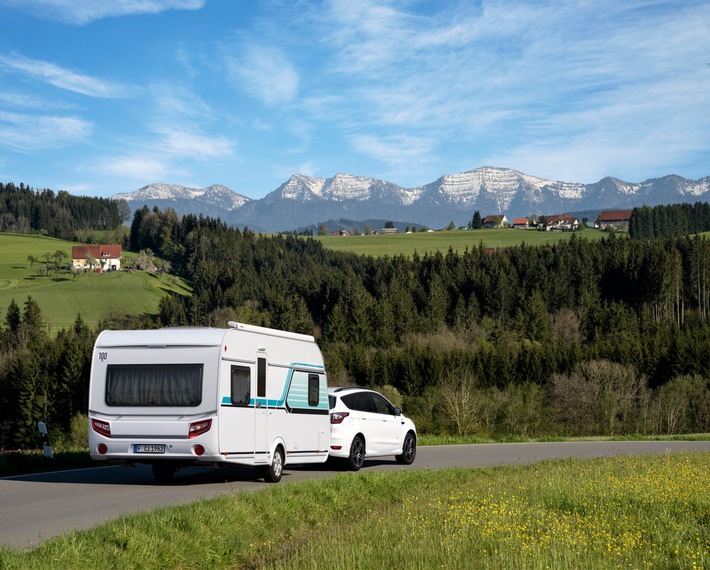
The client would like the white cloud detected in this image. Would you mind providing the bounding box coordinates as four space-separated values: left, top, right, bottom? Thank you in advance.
0 0 205 25
350 134 435 168
0 53 135 98
161 129 234 160
226 45 299 105
97 155 175 182
0 111 92 151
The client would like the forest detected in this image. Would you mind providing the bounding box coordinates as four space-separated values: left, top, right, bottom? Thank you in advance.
1 191 710 449
0 182 127 241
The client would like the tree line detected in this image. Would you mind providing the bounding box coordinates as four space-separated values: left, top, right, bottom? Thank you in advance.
630 202 710 239
1 199 710 449
0 182 127 241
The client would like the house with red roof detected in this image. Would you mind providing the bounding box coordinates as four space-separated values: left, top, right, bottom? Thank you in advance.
483 214 509 228
595 210 633 231
71 245 122 272
545 214 579 231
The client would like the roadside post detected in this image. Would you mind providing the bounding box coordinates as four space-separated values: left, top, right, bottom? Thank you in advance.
37 421 53 459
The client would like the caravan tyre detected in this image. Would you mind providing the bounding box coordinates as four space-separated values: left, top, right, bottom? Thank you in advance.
264 447 284 483
152 463 177 483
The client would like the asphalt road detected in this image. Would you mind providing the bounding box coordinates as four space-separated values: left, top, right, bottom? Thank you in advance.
1 440 708 549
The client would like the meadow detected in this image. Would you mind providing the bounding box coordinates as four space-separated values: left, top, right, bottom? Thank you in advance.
0 452 707 569
0 234 189 333
313 227 605 257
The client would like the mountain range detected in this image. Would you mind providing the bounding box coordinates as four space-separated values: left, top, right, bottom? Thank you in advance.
112 167 710 233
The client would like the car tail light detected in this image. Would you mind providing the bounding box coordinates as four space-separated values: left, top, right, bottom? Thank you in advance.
330 411 349 424
193 444 206 456
91 418 111 437
97 443 108 455
188 419 212 439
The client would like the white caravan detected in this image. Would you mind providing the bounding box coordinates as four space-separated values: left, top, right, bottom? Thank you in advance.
88 322 330 482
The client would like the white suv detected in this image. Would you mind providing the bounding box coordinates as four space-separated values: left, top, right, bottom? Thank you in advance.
328 387 417 470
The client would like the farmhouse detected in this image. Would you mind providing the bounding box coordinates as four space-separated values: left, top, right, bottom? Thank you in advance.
596 209 633 231
512 217 530 229
545 214 579 231
71 244 122 272
483 214 509 228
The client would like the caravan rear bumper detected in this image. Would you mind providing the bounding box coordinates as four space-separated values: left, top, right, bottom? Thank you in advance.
89 437 223 463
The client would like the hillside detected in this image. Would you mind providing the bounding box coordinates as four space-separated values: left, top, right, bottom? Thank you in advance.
313 227 605 257
0 234 190 333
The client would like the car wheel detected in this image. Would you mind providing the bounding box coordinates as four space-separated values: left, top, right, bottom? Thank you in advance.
396 432 417 465
263 447 284 483
347 436 365 471
151 462 177 482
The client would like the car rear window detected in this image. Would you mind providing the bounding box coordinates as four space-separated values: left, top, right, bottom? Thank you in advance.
341 392 376 412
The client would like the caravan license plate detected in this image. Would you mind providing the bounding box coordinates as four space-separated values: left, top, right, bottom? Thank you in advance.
134 444 165 454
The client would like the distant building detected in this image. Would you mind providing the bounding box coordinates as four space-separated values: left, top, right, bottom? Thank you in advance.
512 217 530 229
71 245 122 272
544 214 579 231
380 227 399 234
483 214 509 228
596 209 633 231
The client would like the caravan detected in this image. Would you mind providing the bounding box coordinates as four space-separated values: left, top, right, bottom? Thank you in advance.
88 322 330 482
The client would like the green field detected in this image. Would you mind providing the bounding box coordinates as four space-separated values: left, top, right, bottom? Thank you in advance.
313 227 605 257
0 453 706 569
0 234 189 333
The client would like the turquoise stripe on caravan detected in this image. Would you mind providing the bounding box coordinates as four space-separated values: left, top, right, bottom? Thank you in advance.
221 362 327 409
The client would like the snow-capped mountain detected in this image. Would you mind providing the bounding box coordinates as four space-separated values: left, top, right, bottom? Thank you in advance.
112 168 710 232
113 183 251 221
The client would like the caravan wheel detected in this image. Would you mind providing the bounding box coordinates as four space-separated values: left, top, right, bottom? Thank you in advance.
263 447 284 483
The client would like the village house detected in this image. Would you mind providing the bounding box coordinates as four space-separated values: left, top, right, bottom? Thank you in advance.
512 217 530 229
596 209 633 231
544 214 580 231
71 244 122 272
483 214 509 228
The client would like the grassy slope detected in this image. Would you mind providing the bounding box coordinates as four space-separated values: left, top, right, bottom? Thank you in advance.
0 234 189 333
313 227 605 257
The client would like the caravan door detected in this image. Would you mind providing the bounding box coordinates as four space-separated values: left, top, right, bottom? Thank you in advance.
254 354 269 463
219 363 256 460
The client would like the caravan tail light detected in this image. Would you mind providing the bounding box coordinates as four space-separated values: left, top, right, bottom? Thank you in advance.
188 419 212 439
193 444 205 456
330 412 349 424
91 418 111 438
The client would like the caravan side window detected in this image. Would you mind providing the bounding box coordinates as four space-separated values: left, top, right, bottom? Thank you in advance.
230 365 251 406
308 373 319 406
257 357 266 398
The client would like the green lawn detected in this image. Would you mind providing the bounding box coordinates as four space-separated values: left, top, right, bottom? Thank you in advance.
0 234 189 333
313 227 605 257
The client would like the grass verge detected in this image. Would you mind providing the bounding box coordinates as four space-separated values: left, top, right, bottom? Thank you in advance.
1 452 708 569
0 451 96 478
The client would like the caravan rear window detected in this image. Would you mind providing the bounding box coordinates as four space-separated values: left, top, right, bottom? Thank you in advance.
105 364 203 407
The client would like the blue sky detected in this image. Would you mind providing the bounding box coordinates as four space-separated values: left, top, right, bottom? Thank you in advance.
0 0 708 200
